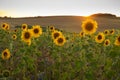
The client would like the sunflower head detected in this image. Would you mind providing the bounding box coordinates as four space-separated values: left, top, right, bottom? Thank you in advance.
110 29 115 35
5 24 10 30
2 23 6 28
79 31 85 37
54 36 66 46
22 24 28 30
81 19 98 35
12 34 17 40
114 36 120 46
104 30 109 35
1 49 11 60
2 70 10 77
95 32 105 43
49 26 55 32
21 29 32 42
32 25 42 38
52 30 62 40
104 39 110 46
1 23 10 30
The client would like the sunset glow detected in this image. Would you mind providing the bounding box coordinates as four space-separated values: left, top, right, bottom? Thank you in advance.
0 0 120 17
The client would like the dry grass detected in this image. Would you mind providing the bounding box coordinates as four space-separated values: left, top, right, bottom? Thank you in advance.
0 16 120 32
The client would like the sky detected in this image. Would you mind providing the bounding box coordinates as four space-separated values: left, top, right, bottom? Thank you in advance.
0 0 120 17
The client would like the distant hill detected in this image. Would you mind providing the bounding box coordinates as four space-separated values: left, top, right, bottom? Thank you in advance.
90 13 117 18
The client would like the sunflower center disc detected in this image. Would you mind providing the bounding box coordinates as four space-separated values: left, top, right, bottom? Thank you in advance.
54 33 59 39
118 37 120 42
58 38 63 43
86 22 93 31
105 41 109 45
25 32 30 39
3 52 8 57
3 24 5 27
34 29 39 33
98 35 102 40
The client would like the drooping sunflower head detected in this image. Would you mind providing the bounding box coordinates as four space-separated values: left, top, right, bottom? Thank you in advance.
95 32 105 43
49 26 55 32
12 34 17 40
22 24 28 30
104 30 109 35
32 25 42 38
21 29 32 42
5 24 10 30
81 19 98 35
1 49 11 60
110 29 115 35
52 30 62 40
114 36 120 46
104 39 110 46
54 36 66 46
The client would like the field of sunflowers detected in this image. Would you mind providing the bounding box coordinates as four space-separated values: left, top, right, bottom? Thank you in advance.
0 19 120 80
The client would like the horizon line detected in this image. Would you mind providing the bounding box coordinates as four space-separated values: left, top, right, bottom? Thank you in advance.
0 13 119 18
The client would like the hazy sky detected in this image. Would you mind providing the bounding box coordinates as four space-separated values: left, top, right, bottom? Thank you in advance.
0 0 120 17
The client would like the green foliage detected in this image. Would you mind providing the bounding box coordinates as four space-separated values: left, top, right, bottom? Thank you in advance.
0 27 120 80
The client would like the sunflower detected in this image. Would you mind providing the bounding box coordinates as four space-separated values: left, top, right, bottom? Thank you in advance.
2 70 10 77
54 36 66 46
1 23 9 30
79 31 85 37
31 25 42 38
95 32 105 43
12 34 17 40
49 26 55 32
104 30 109 35
1 49 11 60
52 30 62 40
21 29 32 42
104 39 110 46
5 24 10 30
22 24 28 30
114 36 120 46
1 23 7 29
109 29 115 35
81 19 98 35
